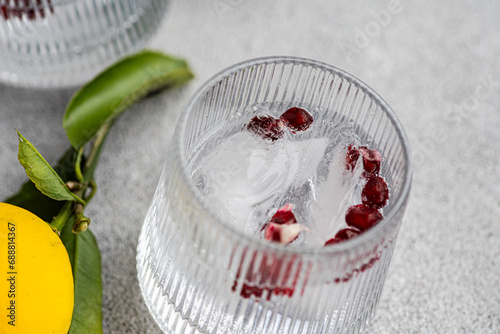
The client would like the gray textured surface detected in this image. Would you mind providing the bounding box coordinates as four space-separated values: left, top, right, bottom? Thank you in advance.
1 0 499 333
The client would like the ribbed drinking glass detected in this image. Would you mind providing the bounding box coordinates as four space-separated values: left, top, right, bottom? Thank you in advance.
137 56 412 334
0 0 168 88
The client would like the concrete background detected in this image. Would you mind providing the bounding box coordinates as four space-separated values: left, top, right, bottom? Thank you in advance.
1 0 499 333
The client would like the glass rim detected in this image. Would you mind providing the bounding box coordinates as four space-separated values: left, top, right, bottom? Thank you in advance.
177 55 413 256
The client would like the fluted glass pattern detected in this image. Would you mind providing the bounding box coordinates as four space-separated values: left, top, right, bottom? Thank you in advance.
137 57 412 334
0 0 168 88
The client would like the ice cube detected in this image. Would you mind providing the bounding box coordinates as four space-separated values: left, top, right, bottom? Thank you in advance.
192 131 300 231
305 144 364 246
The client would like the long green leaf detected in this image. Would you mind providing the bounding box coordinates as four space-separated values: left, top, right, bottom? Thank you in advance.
61 221 103 334
16 131 85 204
62 50 194 149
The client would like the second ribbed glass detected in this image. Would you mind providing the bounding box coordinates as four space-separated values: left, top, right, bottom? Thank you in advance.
0 0 168 88
137 57 412 334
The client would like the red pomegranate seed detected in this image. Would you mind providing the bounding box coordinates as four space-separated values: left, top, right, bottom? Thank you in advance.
324 228 361 245
247 115 284 141
346 145 360 171
360 256 380 272
335 228 361 240
361 175 389 209
345 204 383 231
232 252 302 300
1 5 8 19
263 204 309 244
264 223 283 242
270 203 296 225
2 0 52 20
26 5 36 20
279 107 314 132
264 222 310 244
359 146 382 175
239 284 261 299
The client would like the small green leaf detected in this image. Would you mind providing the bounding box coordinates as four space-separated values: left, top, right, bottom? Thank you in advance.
5 148 79 222
16 130 85 204
62 50 194 149
61 221 103 334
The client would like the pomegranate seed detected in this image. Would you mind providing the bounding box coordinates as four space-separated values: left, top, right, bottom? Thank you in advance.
345 204 383 231
361 175 389 209
335 228 361 240
1 0 51 20
263 204 309 244
324 228 361 245
270 203 296 225
26 7 36 20
265 223 283 242
246 115 284 141
232 252 302 300
346 145 360 172
234 204 309 299
1 5 8 19
359 146 382 175
360 256 380 272
239 284 260 299
260 203 296 232
264 222 310 244
342 273 353 282
279 107 314 132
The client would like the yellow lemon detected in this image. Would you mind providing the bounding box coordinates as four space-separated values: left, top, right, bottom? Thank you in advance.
0 202 74 334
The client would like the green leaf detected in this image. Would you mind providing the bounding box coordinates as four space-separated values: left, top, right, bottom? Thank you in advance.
61 221 103 334
5 148 82 222
62 50 194 149
16 131 85 205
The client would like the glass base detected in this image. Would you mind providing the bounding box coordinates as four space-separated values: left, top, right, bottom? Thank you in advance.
136 207 394 334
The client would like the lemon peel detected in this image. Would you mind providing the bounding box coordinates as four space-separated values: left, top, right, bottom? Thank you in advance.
0 202 74 334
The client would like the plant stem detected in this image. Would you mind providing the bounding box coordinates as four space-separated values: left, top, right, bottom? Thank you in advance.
50 201 73 232
85 180 97 203
75 146 84 183
83 121 112 182
52 123 111 234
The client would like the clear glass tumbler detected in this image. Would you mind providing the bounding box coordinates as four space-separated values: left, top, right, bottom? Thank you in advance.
136 56 412 334
0 0 168 88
